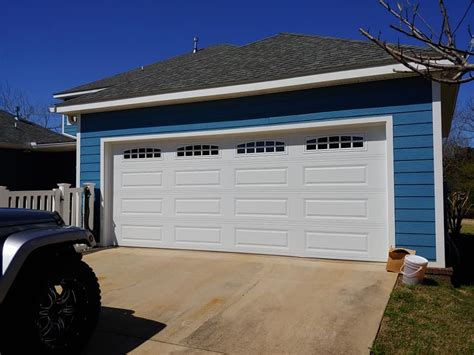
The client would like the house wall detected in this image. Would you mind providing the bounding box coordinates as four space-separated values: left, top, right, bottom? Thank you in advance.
0 149 76 190
63 115 78 137
79 77 438 260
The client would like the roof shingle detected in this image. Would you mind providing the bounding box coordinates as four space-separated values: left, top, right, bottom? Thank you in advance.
0 110 75 147
55 33 434 107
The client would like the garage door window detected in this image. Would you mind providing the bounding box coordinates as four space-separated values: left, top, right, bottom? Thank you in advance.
237 141 285 154
123 148 161 159
177 145 219 157
306 135 365 151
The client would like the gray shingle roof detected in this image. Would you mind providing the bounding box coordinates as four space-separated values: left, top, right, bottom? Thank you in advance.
0 110 75 147
56 33 433 107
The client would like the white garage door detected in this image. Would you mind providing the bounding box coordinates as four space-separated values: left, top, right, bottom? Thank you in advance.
111 124 388 261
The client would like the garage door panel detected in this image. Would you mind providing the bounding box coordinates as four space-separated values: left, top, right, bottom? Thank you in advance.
303 165 367 185
112 124 388 261
234 198 288 217
234 228 290 249
174 169 221 187
175 198 221 215
304 199 368 219
235 167 288 186
121 225 163 242
174 226 222 245
305 230 368 253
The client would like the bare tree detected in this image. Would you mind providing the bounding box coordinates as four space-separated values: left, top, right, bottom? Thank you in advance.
360 0 474 84
0 83 35 120
0 83 60 131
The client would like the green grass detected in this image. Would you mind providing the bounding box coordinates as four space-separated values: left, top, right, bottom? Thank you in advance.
372 276 474 354
462 223 474 236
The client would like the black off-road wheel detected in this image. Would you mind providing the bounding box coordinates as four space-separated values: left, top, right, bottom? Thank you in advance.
0 257 101 354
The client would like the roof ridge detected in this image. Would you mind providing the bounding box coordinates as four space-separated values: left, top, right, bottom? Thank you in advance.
278 32 430 50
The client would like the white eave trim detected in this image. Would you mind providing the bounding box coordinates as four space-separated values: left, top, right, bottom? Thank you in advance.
53 88 106 99
30 141 76 152
54 63 422 114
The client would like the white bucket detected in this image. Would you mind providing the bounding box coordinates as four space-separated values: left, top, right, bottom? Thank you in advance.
401 255 428 285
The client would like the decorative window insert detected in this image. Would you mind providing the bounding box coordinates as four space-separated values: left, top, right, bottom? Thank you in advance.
177 145 219 157
123 147 161 159
306 135 365 151
236 141 285 154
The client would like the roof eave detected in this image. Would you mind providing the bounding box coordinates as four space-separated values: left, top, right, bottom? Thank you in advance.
30 141 76 152
52 62 443 115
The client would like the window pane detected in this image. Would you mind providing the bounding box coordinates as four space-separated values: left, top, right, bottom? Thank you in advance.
237 148 245 154
247 148 255 153
266 141 274 146
203 150 210 155
341 136 351 141
177 151 184 157
307 144 317 150
341 142 351 148
317 144 327 149
266 147 274 152
353 136 363 141
275 146 284 152
329 143 339 149
329 136 339 142
211 150 219 155
353 141 364 148
318 137 328 143
256 147 265 153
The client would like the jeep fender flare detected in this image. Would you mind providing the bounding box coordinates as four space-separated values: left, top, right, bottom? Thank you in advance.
0 226 95 303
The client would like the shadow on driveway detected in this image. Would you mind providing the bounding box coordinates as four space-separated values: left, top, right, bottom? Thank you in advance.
84 307 166 354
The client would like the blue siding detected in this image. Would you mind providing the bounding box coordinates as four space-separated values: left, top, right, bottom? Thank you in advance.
79 77 439 260
63 116 78 137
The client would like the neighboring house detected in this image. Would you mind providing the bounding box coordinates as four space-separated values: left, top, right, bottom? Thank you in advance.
0 110 76 190
51 33 458 267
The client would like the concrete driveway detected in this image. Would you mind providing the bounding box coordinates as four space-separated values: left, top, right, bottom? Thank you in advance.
83 248 397 354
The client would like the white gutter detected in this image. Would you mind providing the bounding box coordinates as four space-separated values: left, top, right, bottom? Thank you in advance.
53 88 106 99
30 141 76 152
52 61 450 115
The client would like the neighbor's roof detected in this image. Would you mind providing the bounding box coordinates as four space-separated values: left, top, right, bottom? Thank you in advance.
0 110 75 147
55 32 433 107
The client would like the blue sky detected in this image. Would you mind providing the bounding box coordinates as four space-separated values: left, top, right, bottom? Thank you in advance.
1 0 473 110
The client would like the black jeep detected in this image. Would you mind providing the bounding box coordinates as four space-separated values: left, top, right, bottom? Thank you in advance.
0 208 100 354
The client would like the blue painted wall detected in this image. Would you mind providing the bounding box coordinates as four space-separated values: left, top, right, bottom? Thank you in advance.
63 115 78 137
80 77 437 260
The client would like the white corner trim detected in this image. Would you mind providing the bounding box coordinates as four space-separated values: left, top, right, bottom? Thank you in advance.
53 88 106 99
431 82 446 268
99 115 395 251
76 115 81 188
56 63 420 114
385 117 396 251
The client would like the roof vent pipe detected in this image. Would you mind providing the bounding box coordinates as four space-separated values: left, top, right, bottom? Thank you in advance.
193 35 199 53
14 106 20 128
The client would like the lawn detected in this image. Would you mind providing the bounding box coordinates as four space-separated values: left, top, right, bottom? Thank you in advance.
462 219 474 235
372 275 474 354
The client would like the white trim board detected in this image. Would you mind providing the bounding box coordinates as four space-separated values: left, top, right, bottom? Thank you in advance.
431 82 446 268
53 88 106 99
99 116 396 263
55 63 420 114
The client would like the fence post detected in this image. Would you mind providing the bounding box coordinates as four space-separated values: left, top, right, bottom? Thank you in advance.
52 188 61 214
57 183 71 224
83 182 95 231
0 186 9 207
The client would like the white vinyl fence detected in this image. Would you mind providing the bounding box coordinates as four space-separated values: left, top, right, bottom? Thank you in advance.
0 183 95 230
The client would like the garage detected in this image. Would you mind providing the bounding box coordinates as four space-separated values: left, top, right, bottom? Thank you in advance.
109 122 389 261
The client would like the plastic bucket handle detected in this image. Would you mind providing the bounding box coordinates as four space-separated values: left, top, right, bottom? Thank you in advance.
400 264 423 278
